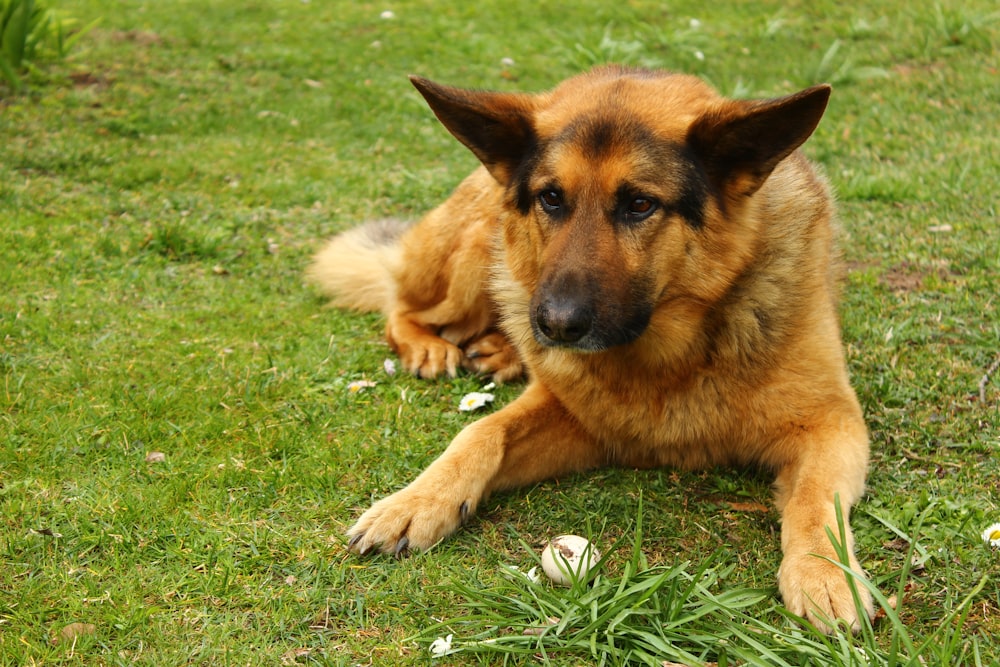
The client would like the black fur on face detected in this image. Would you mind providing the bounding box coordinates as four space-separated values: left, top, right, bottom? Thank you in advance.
512 113 709 230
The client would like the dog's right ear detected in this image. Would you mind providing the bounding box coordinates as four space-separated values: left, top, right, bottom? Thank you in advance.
410 76 537 185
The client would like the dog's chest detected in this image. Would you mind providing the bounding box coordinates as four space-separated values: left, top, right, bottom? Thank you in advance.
538 354 767 468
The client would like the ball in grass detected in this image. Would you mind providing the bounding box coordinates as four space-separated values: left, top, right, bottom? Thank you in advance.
540 535 600 586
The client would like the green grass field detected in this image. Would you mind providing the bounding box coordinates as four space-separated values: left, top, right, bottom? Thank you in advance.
2 1 998 664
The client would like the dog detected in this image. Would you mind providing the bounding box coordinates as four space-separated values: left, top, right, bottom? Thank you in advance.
308 66 874 632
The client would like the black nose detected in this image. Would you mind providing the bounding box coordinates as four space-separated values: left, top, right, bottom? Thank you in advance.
535 297 593 344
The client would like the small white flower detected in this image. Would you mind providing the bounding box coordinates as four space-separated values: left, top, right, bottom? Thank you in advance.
694 50 705 61
383 358 396 375
347 380 376 393
380 10 395 19
982 522 1000 547
689 18 702 29
458 392 494 412
429 634 453 657
482 382 496 391
501 57 515 67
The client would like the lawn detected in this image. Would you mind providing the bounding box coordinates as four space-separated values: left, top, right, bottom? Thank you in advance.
1 0 997 665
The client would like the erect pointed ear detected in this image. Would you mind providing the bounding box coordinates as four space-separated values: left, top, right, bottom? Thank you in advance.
688 84 831 200
410 75 538 185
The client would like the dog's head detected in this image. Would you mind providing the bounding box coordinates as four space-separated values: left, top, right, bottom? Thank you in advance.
411 66 830 352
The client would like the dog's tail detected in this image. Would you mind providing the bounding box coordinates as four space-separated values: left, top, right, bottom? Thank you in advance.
305 219 409 314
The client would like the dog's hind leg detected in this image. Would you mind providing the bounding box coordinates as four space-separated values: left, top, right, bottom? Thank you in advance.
385 308 465 379
461 331 524 383
346 382 603 555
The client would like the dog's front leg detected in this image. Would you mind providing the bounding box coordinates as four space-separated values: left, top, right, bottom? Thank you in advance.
773 412 875 633
346 382 604 556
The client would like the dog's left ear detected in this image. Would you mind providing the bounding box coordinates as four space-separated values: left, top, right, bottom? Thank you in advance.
688 84 831 199
410 76 537 185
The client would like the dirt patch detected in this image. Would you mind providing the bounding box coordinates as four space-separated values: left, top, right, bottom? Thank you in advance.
879 260 955 293
109 30 165 47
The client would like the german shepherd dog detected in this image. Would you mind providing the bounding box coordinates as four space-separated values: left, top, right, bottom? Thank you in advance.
308 66 873 632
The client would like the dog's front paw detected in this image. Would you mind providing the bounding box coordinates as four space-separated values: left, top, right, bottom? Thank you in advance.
347 485 474 556
778 552 874 633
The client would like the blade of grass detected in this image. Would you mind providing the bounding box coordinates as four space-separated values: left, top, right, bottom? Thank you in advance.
2 0 31 68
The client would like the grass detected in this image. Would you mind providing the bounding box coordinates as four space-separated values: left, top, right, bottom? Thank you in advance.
1 0 997 664
420 500 992 665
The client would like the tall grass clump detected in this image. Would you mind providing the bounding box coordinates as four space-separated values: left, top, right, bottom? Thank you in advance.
419 498 987 665
0 0 97 91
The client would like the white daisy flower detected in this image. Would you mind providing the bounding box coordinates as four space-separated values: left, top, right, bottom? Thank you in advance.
383 358 396 375
429 633 453 657
982 522 1000 547
347 380 376 393
458 392 494 412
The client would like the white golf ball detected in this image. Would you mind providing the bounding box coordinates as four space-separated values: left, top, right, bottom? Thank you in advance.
540 535 600 586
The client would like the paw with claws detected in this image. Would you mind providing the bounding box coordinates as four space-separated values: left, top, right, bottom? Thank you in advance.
394 335 462 379
346 483 476 556
779 552 874 633
462 332 523 383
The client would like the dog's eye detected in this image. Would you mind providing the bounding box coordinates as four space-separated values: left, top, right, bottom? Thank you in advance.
539 190 562 213
624 197 658 222
629 198 654 214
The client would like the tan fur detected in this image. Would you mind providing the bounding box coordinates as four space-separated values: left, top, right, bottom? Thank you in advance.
306 219 407 313
311 66 873 633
